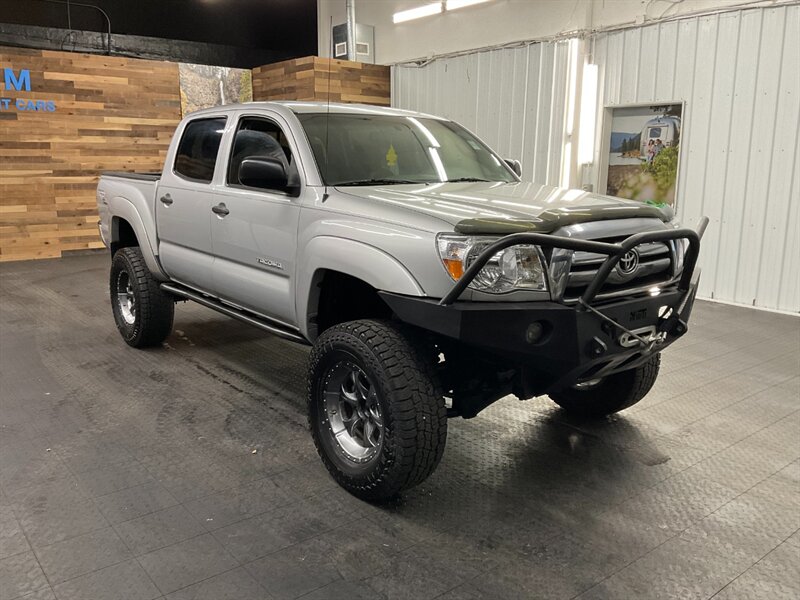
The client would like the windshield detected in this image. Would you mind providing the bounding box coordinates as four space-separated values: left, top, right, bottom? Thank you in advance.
297 113 517 186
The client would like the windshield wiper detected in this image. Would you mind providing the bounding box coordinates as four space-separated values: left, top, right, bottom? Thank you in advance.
445 177 492 183
335 178 422 186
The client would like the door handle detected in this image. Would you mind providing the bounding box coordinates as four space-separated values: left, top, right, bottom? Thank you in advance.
159 194 173 206
211 203 230 217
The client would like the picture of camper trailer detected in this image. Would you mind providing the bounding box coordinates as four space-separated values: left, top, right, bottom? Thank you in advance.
604 103 684 207
639 115 681 159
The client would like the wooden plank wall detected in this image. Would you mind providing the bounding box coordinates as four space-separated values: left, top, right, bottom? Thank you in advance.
0 50 388 263
0 47 181 262
252 57 390 106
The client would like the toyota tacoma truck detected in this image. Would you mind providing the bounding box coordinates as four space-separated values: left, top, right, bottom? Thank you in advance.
96 101 707 501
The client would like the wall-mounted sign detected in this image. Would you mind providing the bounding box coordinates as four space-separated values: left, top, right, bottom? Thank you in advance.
601 103 683 207
0 68 57 112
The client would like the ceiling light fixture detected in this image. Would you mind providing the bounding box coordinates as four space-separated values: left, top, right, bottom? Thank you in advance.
446 0 492 10
393 2 444 23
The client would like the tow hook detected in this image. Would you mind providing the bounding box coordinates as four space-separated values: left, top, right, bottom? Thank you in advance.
589 336 607 356
619 326 667 349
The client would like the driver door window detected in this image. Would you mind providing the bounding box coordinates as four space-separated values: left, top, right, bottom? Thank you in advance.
227 117 299 191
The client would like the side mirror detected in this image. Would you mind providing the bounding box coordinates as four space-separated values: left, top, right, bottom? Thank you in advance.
504 158 522 177
238 157 289 190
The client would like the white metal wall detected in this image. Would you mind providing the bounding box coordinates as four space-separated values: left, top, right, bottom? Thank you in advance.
393 5 799 313
392 41 573 186
594 4 800 312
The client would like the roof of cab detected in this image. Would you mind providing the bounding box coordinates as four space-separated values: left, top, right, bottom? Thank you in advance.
184 101 445 120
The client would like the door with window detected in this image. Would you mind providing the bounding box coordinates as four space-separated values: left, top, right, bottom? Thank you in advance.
211 114 303 326
157 116 226 294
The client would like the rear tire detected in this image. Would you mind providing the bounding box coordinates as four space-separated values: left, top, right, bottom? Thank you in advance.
110 247 174 348
549 354 660 418
308 319 447 501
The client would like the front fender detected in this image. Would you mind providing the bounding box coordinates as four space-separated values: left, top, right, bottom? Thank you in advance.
296 236 424 340
108 197 168 280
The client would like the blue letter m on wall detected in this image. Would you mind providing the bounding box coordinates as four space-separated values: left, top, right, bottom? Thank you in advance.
3 68 31 91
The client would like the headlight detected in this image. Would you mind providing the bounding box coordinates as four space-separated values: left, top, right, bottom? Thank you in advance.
436 234 547 293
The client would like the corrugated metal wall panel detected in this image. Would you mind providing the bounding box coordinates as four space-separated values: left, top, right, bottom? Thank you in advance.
759 7 799 313
594 4 799 312
392 41 572 187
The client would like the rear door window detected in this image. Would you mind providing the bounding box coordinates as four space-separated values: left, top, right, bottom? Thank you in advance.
174 117 227 183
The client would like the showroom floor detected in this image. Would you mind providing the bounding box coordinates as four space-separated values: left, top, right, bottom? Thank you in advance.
0 254 798 600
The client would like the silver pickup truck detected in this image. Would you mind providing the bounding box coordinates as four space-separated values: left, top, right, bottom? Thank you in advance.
97 101 707 500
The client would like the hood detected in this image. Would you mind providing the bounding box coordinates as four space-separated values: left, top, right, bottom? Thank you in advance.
336 181 672 234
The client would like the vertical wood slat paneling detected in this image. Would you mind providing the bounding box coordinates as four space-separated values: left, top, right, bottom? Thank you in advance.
0 47 181 262
596 5 798 312
392 40 572 187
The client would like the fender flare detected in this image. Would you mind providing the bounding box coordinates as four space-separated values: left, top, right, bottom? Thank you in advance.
108 197 168 280
296 236 424 340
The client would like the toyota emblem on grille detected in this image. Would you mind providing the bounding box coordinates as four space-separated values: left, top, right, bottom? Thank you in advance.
617 249 640 275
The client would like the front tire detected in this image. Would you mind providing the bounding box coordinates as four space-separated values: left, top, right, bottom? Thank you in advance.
308 319 447 501
110 247 174 348
549 354 661 418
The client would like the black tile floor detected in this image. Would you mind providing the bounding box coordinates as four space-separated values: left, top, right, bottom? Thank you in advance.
0 253 798 600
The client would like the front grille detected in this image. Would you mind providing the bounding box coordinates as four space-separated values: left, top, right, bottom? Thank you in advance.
562 235 677 301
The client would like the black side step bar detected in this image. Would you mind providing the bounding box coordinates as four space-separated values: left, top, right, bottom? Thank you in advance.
160 283 309 345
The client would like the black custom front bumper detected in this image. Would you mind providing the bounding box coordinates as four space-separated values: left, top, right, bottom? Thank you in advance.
381 217 708 394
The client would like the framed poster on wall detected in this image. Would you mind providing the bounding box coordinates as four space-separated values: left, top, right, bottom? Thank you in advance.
600 103 684 208
178 63 253 116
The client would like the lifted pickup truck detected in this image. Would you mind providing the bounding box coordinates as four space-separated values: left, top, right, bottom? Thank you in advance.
97 101 707 500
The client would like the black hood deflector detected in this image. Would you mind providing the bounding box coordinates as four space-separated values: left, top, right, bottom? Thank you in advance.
454 204 673 235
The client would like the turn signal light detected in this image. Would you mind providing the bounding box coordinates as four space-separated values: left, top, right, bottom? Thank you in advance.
443 259 464 280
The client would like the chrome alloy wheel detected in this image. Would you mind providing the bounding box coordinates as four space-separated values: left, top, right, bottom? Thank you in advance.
321 361 384 463
116 271 136 325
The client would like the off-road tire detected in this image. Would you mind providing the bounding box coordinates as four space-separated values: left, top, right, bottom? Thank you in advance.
308 319 447 501
549 354 661 418
110 247 174 348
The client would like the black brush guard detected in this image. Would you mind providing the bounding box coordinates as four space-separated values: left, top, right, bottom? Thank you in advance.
381 217 709 398
439 217 709 308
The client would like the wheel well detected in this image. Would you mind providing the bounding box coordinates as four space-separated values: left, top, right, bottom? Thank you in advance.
310 270 393 338
110 217 138 256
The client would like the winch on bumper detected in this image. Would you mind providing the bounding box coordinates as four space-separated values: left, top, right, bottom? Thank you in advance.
380 217 708 397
